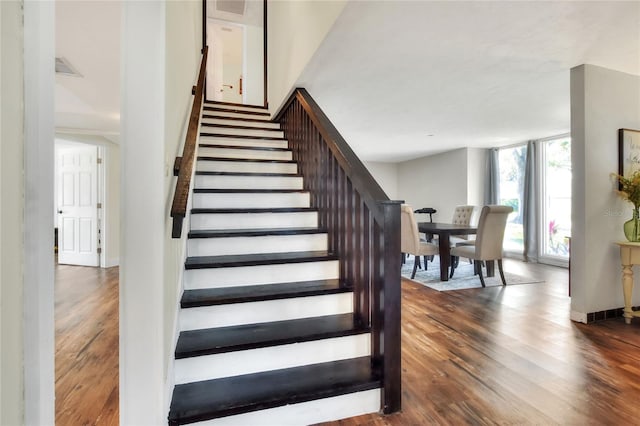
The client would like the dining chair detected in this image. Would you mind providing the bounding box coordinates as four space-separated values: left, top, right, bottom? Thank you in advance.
401 204 439 279
449 205 476 246
449 205 513 286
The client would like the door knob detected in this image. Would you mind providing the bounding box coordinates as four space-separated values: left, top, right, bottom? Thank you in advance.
58 210 63 214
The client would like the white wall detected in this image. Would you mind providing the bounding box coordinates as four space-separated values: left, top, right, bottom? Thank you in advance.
397 149 470 222
467 148 488 211
364 161 398 199
164 0 202 413
1 1 25 423
267 0 346 113
244 23 264 106
570 64 640 321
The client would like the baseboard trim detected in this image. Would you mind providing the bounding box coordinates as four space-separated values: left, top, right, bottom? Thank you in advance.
570 310 587 323
573 306 640 324
104 257 119 268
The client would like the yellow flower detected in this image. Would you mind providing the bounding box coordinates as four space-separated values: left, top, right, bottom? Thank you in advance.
613 170 640 209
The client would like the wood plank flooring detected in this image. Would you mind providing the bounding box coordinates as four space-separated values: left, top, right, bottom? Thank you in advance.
321 259 640 425
55 263 119 426
55 259 640 425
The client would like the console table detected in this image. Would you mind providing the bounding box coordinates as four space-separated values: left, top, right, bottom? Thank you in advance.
617 242 640 324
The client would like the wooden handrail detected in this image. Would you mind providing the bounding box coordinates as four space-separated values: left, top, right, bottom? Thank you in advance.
275 88 402 414
171 46 208 238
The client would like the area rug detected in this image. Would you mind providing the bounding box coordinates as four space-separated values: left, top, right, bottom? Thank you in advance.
401 255 544 291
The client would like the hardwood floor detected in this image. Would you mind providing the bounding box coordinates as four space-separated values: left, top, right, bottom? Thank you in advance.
55 263 119 425
321 259 640 425
55 259 640 425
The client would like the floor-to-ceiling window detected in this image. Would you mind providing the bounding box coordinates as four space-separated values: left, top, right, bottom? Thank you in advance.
498 145 527 254
539 136 571 263
497 136 571 264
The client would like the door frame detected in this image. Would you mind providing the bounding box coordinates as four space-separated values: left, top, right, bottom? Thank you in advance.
54 137 113 268
54 139 103 267
203 0 268 108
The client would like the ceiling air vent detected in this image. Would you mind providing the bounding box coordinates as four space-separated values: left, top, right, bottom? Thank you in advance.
216 0 245 15
55 57 82 77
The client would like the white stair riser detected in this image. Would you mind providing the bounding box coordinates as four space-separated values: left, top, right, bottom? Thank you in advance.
203 127 284 138
174 334 370 384
198 147 292 161
191 389 381 426
179 292 352 330
185 260 339 290
200 137 288 149
201 117 280 129
188 234 328 257
190 212 318 230
194 175 303 190
193 192 310 209
204 104 268 113
197 160 297 174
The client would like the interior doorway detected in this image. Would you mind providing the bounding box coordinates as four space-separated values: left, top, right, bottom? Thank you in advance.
55 141 100 267
208 21 244 104
205 0 265 106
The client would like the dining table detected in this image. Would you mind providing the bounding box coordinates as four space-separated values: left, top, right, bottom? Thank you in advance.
417 222 478 281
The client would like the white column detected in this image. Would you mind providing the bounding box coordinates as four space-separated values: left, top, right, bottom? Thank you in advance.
570 64 640 321
23 1 55 424
120 1 166 424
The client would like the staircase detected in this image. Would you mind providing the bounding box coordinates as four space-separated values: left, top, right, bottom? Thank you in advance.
167 102 383 425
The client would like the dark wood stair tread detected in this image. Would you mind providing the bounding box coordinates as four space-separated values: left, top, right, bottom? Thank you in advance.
197 156 294 163
200 133 283 140
185 251 337 269
203 101 268 110
201 123 281 132
202 114 271 123
199 144 289 152
188 227 326 238
202 106 270 116
175 313 367 358
181 279 349 308
167 357 380 424
191 207 317 214
193 188 308 194
195 171 301 177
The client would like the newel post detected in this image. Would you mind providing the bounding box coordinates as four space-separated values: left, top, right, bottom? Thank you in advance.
377 200 402 414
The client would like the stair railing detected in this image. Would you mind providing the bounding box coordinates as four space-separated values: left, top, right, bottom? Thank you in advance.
171 46 209 238
274 88 402 414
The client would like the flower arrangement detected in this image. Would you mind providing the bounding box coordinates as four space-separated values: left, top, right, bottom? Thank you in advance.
613 170 640 241
613 170 640 209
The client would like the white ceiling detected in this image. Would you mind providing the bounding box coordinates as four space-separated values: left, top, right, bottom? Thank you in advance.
298 1 640 162
55 0 120 140
54 1 639 159
207 0 263 27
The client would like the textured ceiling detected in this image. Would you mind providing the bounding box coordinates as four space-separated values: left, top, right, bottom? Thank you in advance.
298 1 640 162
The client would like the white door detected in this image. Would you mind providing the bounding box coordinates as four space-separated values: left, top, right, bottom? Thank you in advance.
57 144 99 266
208 20 244 104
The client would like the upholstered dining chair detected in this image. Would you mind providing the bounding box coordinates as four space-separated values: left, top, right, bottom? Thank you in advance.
449 205 476 246
449 205 514 287
401 204 439 279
